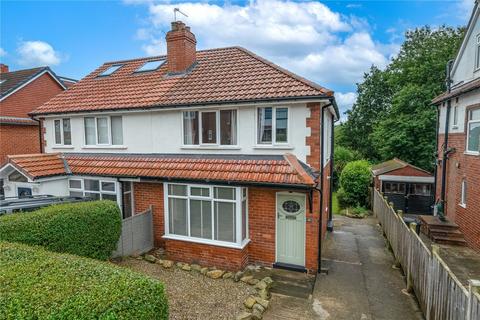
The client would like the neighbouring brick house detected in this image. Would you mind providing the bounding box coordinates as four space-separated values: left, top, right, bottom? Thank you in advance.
0 64 76 198
0 22 338 272
372 158 434 215
432 2 480 252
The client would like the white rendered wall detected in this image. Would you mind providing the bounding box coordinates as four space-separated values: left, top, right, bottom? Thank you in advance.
438 89 479 134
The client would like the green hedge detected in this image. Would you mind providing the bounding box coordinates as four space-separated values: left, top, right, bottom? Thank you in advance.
339 160 372 208
0 241 168 319
0 200 121 260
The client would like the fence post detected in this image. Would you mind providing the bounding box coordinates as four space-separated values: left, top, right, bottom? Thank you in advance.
467 279 480 320
406 222 417 293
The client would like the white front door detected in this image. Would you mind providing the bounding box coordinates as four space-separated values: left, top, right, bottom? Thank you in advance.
276 192 306 266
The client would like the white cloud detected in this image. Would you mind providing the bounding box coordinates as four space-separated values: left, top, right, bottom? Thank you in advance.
335 91 357 121
127 0 400 110
17 41 62 67
0 48 6 57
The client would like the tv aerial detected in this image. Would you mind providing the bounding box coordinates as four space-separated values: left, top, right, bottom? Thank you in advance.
174 8 188 21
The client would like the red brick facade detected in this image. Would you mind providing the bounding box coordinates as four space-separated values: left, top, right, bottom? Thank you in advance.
0 73 64 118
0 72 65 162
166 21 197 74
0 124 40 163
436 133 480 252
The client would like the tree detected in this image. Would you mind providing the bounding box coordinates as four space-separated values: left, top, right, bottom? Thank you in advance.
373 26 464 171
341 66 392 160
333 146 362 190
337 160 371 208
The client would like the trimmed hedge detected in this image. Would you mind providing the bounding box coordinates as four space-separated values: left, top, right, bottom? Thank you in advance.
0 200 121 260
339 160 372 208
0 241 168 319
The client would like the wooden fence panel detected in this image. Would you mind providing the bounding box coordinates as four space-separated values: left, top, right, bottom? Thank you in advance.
372 189 480 320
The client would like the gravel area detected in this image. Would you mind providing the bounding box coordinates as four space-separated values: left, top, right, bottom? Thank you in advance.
116 258 256 320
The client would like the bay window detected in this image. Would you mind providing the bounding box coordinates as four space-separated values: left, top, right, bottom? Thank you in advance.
183 109 237 146
467 109 480 153
257 107 288 144
54 118 71 145
68 178 118 201
165 183 248 247
84 116 123 146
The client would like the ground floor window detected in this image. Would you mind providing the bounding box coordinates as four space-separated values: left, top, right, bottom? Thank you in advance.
409 183 431 196
383 182 405 194
460 179 467 207
68 178 117 201
165 183 248 247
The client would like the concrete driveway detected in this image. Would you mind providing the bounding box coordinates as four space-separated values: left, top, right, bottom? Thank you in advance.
264 215 424 320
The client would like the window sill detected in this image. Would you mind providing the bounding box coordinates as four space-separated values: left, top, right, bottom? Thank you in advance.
52 146 74 149
181 145 241 150
81 145 128 150
464 151 480 156
253 145 294 150
162 234 250 249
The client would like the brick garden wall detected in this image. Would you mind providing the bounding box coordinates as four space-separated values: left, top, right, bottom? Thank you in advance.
0 124 40 163
437 133 480 252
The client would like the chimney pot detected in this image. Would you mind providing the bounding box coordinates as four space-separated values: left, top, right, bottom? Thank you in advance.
166 20 196 74
0 64 9 73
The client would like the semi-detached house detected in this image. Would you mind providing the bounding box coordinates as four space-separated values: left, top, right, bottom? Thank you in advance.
0 21 338 272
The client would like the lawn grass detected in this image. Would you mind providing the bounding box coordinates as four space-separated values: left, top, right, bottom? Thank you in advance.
332 192 340 215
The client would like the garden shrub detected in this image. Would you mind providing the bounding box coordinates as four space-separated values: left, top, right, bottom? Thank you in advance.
339 160 372 208
0 241 168 319
0 200 121 260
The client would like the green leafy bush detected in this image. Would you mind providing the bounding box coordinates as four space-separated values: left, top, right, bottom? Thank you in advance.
0 241 168 319
333 146 362 190
0 200 121 260
339 160 372 208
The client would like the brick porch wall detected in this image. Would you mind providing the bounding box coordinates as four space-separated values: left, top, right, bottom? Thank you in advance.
437 133 480 252
0 124 40 163
132 181 321 272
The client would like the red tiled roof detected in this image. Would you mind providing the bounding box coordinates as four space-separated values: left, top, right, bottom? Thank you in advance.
6 153 67 179
3 153 316 187
31 47 332 115
0 116 38 126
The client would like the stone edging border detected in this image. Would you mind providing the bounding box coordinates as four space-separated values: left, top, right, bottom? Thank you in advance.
142 254 273 320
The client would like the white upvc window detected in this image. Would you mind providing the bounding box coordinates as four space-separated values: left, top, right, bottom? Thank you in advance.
182 109 237 146
466 108 480 154
460 179 467 208
84 115 123 146
476 34 480 70
68 178 118 202
257 106 289 145
452 100 458 129
164 183 249 248
53 118 72 145
121 181 134 219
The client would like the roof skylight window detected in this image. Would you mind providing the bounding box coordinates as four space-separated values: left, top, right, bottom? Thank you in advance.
98 64 123 77
135 60 165 73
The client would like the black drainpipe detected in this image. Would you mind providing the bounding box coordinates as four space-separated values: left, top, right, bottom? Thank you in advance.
439 59 454 221
317 103 331 273
433 104 440 203
327 112 335 231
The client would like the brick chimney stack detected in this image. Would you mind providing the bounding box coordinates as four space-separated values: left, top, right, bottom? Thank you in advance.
0 64 9 73
166 21 197 74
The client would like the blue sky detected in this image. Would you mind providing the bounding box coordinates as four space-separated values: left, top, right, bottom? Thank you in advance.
0 0 473 113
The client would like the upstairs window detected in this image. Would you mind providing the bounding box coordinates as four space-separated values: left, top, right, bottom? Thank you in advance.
257 107 288 144
98 64 123 77
84 116 123 146
54 118 71 145
467 109 480 153
183 110 237 146
476 34 480 70
135 60 165 73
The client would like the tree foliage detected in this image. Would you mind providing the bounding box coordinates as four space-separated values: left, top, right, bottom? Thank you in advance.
341 26 464 171
338 160 371 208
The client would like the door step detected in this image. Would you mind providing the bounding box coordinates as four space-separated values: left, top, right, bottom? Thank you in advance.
419 215 467 247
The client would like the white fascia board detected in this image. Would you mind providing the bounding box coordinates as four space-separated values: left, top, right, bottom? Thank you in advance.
0 70 67 102
33 99 331 119
0 163 33 182
378 175 434 183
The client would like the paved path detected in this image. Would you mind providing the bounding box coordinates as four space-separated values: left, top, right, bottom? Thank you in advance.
264 215 424 320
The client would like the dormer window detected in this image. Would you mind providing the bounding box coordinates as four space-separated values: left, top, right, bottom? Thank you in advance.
98 64 123 77
135 60 165 73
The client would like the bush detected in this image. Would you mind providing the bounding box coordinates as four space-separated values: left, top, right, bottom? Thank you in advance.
333 146 362 190
0 200 121 260
339 160 372 208
0 241 168 319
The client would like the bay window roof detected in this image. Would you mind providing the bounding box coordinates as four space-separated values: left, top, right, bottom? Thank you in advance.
2 153 317 188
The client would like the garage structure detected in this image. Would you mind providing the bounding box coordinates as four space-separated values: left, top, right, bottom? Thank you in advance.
372 158 434 215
